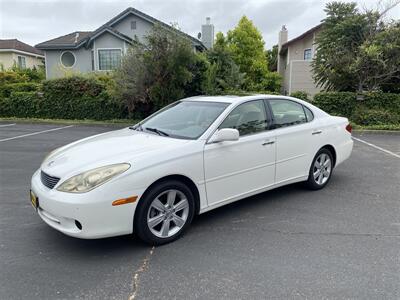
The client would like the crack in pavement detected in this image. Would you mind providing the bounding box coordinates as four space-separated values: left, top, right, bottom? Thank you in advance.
129 246 155 300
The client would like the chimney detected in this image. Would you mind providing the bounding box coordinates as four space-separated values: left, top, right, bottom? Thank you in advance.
277 25 288 77
201 17 214 49
74 32 80 43
278 25 288 52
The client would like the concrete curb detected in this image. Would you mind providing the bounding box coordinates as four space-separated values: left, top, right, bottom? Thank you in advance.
353 130 400 135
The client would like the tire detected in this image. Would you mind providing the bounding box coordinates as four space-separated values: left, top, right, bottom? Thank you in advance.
134 180 195 245
305 148 334 190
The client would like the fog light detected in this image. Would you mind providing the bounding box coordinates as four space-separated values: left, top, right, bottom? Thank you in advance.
75 220 82 230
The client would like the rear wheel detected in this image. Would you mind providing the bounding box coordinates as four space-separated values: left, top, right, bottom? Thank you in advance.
306 149 333 190
134 180 195 245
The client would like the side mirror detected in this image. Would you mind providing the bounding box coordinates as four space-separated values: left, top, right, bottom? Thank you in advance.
209 128 239 143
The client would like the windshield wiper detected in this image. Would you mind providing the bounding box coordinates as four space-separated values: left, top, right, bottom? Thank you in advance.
145 127 169 137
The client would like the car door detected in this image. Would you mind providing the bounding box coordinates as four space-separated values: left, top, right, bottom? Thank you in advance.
204 100 276 207
267 99 320 184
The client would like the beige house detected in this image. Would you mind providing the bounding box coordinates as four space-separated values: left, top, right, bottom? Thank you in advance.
0 39 44 70
277 24 322 97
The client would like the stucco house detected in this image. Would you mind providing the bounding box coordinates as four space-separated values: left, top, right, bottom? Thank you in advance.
277 24 322 97
0 39 44 70
36 7 209 79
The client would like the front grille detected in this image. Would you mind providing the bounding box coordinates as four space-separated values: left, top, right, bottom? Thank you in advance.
41 171 60 189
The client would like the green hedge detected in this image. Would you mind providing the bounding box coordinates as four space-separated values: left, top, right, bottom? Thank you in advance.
0 76 126 120
313 92 400 125
0 82 41 97
290 91 310 101
0 92 39 118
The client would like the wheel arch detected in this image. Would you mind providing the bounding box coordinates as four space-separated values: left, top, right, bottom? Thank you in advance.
136 174 201 217
320 144 337 167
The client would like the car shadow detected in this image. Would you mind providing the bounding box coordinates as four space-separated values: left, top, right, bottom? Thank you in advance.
192 182 306 227
39 181 321 254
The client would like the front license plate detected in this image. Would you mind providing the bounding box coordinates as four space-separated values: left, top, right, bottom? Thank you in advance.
30 190 39 210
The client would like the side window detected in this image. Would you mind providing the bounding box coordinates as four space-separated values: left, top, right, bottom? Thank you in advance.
303 106 314 122
219 100 268 136
269 100 307 128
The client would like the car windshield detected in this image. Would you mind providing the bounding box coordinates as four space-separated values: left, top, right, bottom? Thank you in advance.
136 101 229 139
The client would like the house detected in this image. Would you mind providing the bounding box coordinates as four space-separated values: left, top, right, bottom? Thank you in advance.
277 24 322 97
36 7 210 79
0 39 44 70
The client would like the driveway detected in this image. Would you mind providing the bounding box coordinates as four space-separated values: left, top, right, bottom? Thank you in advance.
0 123 399 299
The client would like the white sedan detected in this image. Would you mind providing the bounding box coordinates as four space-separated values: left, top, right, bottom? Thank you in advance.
30 95 353 245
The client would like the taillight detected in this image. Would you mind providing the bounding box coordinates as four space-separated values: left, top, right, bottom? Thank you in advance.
345 124 352 133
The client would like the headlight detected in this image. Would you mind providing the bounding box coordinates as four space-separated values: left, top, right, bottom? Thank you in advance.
57 163 131 193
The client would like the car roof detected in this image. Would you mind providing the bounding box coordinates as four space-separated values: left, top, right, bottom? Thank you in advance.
182 94 330 118
182 95 299 104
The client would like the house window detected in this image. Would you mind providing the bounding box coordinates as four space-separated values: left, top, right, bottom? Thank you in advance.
98 49 122 70
131 21 136 30
61 51 75 67
304 48 312 60
17 56 26 69
91 50 94 71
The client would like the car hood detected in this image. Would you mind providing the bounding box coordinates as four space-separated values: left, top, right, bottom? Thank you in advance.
41 128 190 177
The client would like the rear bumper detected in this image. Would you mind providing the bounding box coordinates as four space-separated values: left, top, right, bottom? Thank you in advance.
336 139 353 167
30 169 144 239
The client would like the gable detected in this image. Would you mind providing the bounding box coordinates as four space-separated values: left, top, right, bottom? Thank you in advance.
111 14 153 43
93 31 125 49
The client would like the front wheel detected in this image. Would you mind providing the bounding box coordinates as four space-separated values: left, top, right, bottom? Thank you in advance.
134 180 195 245
305 149 334 190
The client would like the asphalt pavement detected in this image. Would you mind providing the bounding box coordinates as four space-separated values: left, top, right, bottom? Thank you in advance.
0 123 399 299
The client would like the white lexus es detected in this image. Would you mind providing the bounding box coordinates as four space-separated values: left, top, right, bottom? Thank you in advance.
30 95 353 245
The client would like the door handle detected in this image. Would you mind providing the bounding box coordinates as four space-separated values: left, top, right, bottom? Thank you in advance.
262 140 275 146
312 130 322 135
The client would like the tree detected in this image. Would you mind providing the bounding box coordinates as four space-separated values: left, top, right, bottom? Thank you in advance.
312 1 400 92
204 32 244 94
266 45 278 72
226 16 280 91
114 25 198 116
353 21 400 91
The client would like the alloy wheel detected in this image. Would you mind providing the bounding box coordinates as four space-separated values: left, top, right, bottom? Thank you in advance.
146 189 189 238
313 153 332 185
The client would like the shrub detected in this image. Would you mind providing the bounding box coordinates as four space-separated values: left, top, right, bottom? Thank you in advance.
40 76 124 120
352 107 400 125
0 92 40 118
313 91 400 126
0 76 125 120
9 66 46 82
290 91 310 101
0 82 41 97
0 71 28 84
313 92 357 117
363 92 400 112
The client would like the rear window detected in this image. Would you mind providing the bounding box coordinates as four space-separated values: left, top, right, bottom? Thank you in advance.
269 100 307 128
303 106 314 122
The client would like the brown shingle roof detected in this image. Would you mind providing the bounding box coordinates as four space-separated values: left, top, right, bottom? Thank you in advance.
0 39 44 56
35 31 92 49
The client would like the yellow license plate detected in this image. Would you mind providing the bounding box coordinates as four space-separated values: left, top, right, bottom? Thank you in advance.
30 190 38 210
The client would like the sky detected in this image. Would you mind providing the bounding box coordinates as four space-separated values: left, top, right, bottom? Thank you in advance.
1 0 399 50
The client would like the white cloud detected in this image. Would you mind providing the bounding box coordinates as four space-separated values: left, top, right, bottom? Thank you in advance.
0 0 399 48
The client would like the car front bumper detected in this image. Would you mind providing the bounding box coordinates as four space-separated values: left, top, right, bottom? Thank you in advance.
30 169 144 239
